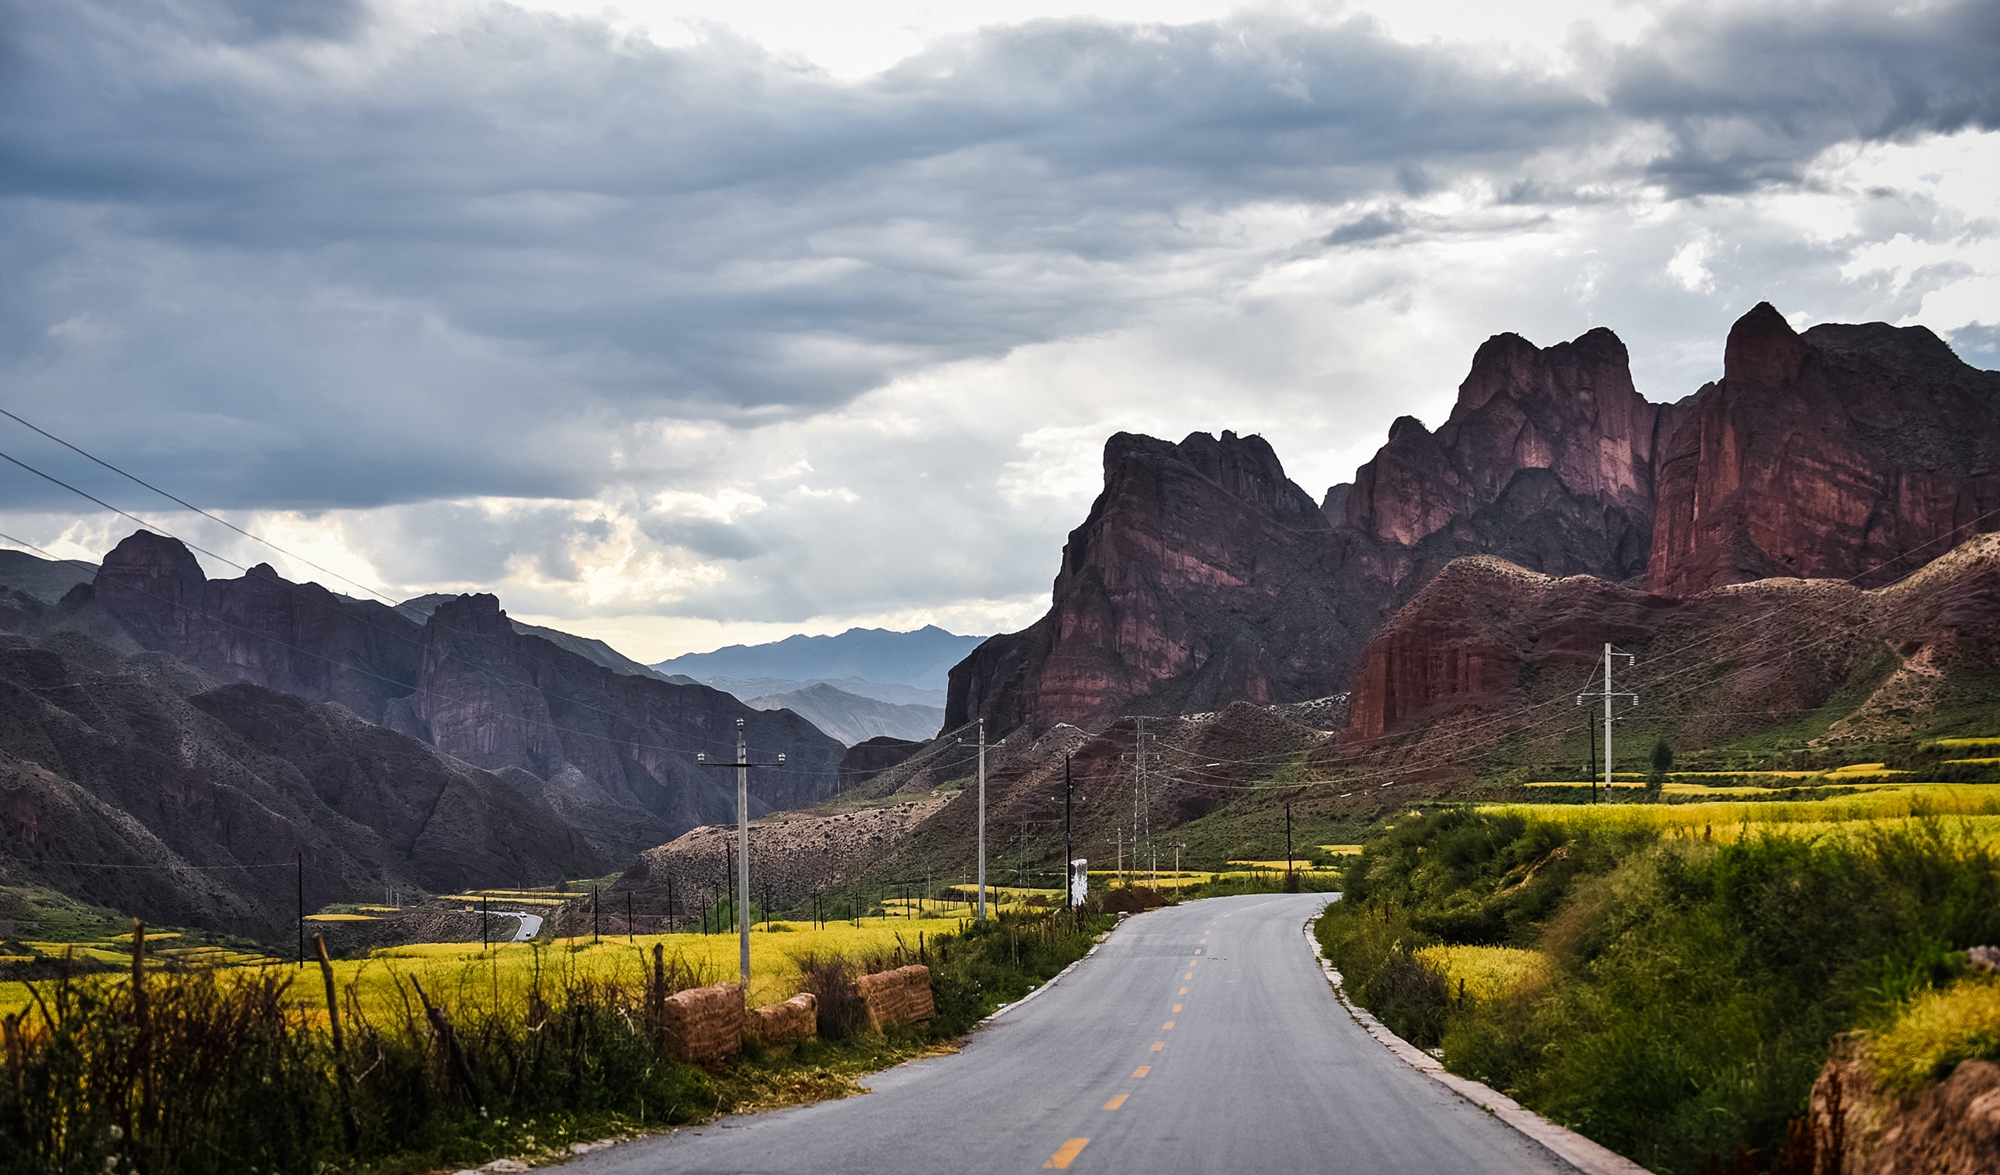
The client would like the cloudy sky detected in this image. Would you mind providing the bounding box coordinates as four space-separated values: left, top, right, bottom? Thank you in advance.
2 0 1996 659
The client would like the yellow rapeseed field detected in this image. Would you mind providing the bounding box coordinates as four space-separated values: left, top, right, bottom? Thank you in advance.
1480 783 2000 843
1415 944 1548 1003
0 915 973 1021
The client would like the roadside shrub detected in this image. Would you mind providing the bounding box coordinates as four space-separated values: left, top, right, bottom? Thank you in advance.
793 953 867 1042
1100 886 1170 915
1319 812 2000 1175
1360 949 1450 1048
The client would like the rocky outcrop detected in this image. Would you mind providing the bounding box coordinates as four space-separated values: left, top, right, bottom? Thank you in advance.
950 328 1694 736
948 430 1388 734
613 796 953 917
1340 531 2000 760
837 736 922 790
1811 1039 2000 1175
1650 304 2000 595
79 531 422 723
1341 327 1679 579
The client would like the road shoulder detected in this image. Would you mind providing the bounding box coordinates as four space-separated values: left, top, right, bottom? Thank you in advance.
1303 911 1650 1175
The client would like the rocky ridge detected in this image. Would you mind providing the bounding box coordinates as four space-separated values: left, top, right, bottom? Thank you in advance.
950 304 2000 740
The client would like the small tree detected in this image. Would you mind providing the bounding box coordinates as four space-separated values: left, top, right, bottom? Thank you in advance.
1646 739 1674 797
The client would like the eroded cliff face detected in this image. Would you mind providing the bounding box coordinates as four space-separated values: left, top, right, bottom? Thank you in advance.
414 593 845 856
952 325 1694 736
1650 303 2000 595
82 531 422 722
953 306 2000 740
1343 327 1677 579
1340 532 2000 758
947 430 1388 735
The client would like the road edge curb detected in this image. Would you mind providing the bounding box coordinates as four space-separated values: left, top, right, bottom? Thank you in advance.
980 906 1144 1024
1303 911 1651 1175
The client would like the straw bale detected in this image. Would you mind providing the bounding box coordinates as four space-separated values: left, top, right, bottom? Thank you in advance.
857 964 934 1031
660 981 743 1064
747 992 818 1046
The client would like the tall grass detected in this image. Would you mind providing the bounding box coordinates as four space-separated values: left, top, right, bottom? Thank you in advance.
0 907 1111 1175
1317 810 2000 1174
0 931 715 1175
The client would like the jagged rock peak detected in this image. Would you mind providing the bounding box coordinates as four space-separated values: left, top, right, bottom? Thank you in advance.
1344 323 1662 551
427 592 510 634
1105 430 1325 529
1721 301 1807 388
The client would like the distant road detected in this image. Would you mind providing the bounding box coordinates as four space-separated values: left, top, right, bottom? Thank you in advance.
498 911 542 943
570 893 1574 1175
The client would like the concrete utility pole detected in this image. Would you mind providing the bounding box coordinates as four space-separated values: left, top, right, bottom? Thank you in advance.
977 720 988 919
698 719 785 985
1577 644 1639 804
1063 753 1075 911
957 720 996 919
1133 717 1144 889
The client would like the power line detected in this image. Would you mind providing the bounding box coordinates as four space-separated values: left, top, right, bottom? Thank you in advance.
0 405 403 606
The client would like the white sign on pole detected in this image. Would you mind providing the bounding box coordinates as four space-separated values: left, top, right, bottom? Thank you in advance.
1068 859 1089 908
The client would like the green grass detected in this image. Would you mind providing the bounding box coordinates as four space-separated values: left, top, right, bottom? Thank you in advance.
1316 807 2000 1174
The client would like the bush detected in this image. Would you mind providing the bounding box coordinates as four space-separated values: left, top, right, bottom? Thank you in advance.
1318 813 2000 1174
793 953 868 1042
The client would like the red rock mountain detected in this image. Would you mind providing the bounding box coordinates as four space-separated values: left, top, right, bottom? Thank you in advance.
1650 303 2000 594
1341 532 2000 762
951 305 2000 739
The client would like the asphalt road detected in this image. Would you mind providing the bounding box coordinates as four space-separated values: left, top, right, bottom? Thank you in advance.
570 892 1572 1175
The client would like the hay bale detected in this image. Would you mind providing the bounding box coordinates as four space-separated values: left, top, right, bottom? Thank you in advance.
660 981 743 1064
856 965 934 1031
748 992 818 1047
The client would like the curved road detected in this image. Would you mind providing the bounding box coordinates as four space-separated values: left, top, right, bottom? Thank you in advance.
571 893 1572 1175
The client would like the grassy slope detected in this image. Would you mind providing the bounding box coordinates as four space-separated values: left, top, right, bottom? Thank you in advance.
1316 800 2000 1174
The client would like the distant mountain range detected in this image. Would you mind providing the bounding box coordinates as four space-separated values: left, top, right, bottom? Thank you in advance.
652 625 983 693
743 682 943 745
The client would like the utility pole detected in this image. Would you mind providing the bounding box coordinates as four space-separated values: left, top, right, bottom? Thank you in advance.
956 720 997 919
1285 802 1294 888
1133 717 1143 894
1577 643 1639 804
592 886 599 943
698 721 786 986
1063 753 1075 914
296 851 303 968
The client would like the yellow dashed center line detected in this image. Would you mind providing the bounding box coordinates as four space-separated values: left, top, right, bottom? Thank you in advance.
1103 1095 1128 1110
1184 972 1192 980
1179 987 1188 994
1151 1041 1164 1051
1133 1066 1150 1078
1194 948 1202 955
1172 1004 1182 1012
1163 1020 1175 1030
1045 1138 1090 1169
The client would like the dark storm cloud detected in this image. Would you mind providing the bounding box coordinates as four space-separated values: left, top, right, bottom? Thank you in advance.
1608 1 2000 194
0 0 1993 514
